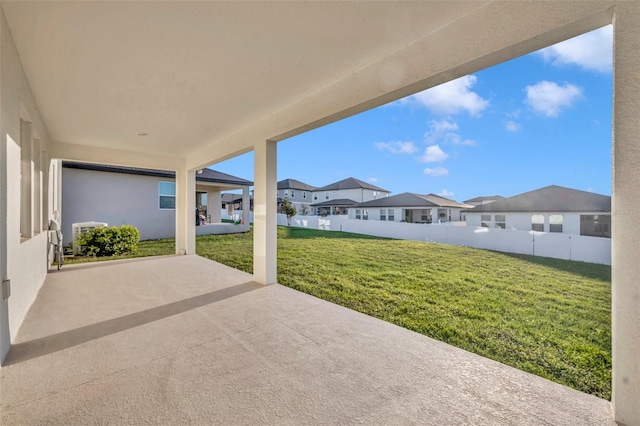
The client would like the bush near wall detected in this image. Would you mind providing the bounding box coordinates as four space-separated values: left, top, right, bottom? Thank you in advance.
77 225 140 257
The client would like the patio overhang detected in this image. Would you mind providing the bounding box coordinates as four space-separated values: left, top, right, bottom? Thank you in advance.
1 1 639 423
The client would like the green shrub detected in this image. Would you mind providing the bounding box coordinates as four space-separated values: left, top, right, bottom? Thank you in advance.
77 225 140 257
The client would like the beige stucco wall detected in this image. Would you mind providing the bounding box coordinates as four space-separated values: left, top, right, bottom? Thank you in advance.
0 8 55 361
62 168 176 241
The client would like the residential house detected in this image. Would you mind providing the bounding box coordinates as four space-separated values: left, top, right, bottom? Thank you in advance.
463 195 504 207
348 192 472 223
62 162 253 240
277 178 316 215
464 185 611 238
0 3 637 423
311 177 390 216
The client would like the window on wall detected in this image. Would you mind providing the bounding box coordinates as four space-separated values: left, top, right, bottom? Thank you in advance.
580 214 611 238
495 214 506 229
284 190 289 198
380 209 386 221
549 215 563 233
355 209 361 220
158 181 176 209
20 120 33 239
291 190 295 198
531 214 544 232
481 214 491 228
314 194 317 200
363 209 369 220
388 209 394 221
303 191 307 199
325 192 329 200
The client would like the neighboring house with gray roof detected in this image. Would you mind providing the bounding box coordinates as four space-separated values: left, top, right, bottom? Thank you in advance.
277 178 316 215
463 195 504 207
464 185 611 238
348 192 472 223
62 162 253 240
311 177 390 215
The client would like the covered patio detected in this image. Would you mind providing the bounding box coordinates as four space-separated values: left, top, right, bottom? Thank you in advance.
0 2 639 425
1 255 613 425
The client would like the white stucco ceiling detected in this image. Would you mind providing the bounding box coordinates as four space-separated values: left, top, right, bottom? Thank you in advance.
1 1 614 169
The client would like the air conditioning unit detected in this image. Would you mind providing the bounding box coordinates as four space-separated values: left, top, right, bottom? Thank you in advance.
72 221 108 254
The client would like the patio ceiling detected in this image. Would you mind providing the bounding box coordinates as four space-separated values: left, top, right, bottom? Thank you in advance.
1 1 613 170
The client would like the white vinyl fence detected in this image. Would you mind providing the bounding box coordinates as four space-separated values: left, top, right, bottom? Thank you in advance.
277 214 611 265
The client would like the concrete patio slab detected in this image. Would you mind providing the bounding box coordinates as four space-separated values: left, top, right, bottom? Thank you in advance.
1 255 613 425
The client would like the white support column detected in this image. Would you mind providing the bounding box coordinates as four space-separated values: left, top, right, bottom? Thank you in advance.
253 140 277 285
175 166 196 255
208 190 221 223
612 4 640 425
242 187 250 225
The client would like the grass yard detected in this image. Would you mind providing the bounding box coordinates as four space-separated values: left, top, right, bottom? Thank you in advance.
68 226 612 400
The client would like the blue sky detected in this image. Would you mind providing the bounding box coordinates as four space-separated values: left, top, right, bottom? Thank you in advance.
213 26 612 202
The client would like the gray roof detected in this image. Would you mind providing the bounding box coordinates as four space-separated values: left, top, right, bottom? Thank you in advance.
353 192 471 209
63 161 253 186
277 178 316 191
311 198 359 207
463 195 504 203
314 177 389 193
465 185 611 213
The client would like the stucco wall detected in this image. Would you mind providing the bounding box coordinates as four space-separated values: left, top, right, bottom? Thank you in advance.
0 8 54 362
62 168 176 241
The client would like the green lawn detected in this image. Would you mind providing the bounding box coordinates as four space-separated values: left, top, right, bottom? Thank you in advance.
68 226 612 399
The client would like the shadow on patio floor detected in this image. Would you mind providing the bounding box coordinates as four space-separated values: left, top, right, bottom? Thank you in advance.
5 280 262 366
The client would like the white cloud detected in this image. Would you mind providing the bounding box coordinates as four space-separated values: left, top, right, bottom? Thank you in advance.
367 177 378 183
424 119 477 146
537 26 612 73
525 81 583 117
374 141 418 155
423 167 449 177
505 120 521 132
405 75 489 116
420 145 448 163
438 189 455 198
507 109 521 119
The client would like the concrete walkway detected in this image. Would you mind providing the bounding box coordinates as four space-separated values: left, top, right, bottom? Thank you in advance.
1 255 613 425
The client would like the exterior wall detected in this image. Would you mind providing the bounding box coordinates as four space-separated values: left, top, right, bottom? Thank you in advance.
465 211 605 236
0 9 56 362
278 188 312 204
62 168 176 241
311 188 388 204
348 207 464 222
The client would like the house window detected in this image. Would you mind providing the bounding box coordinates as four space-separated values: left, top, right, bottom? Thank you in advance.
363 209 369 220
20 120 33 239
549 215 563 233
388 209 394 221
284 190 289 198
158 181 176 209
303 191 307 199
531 215 544 232
355 209 361 220
325 192 329 200
495 214 506 229
314 194 317 201
580 215 611 238
291 190 295 198
380 209 386 221
481 214 491 228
